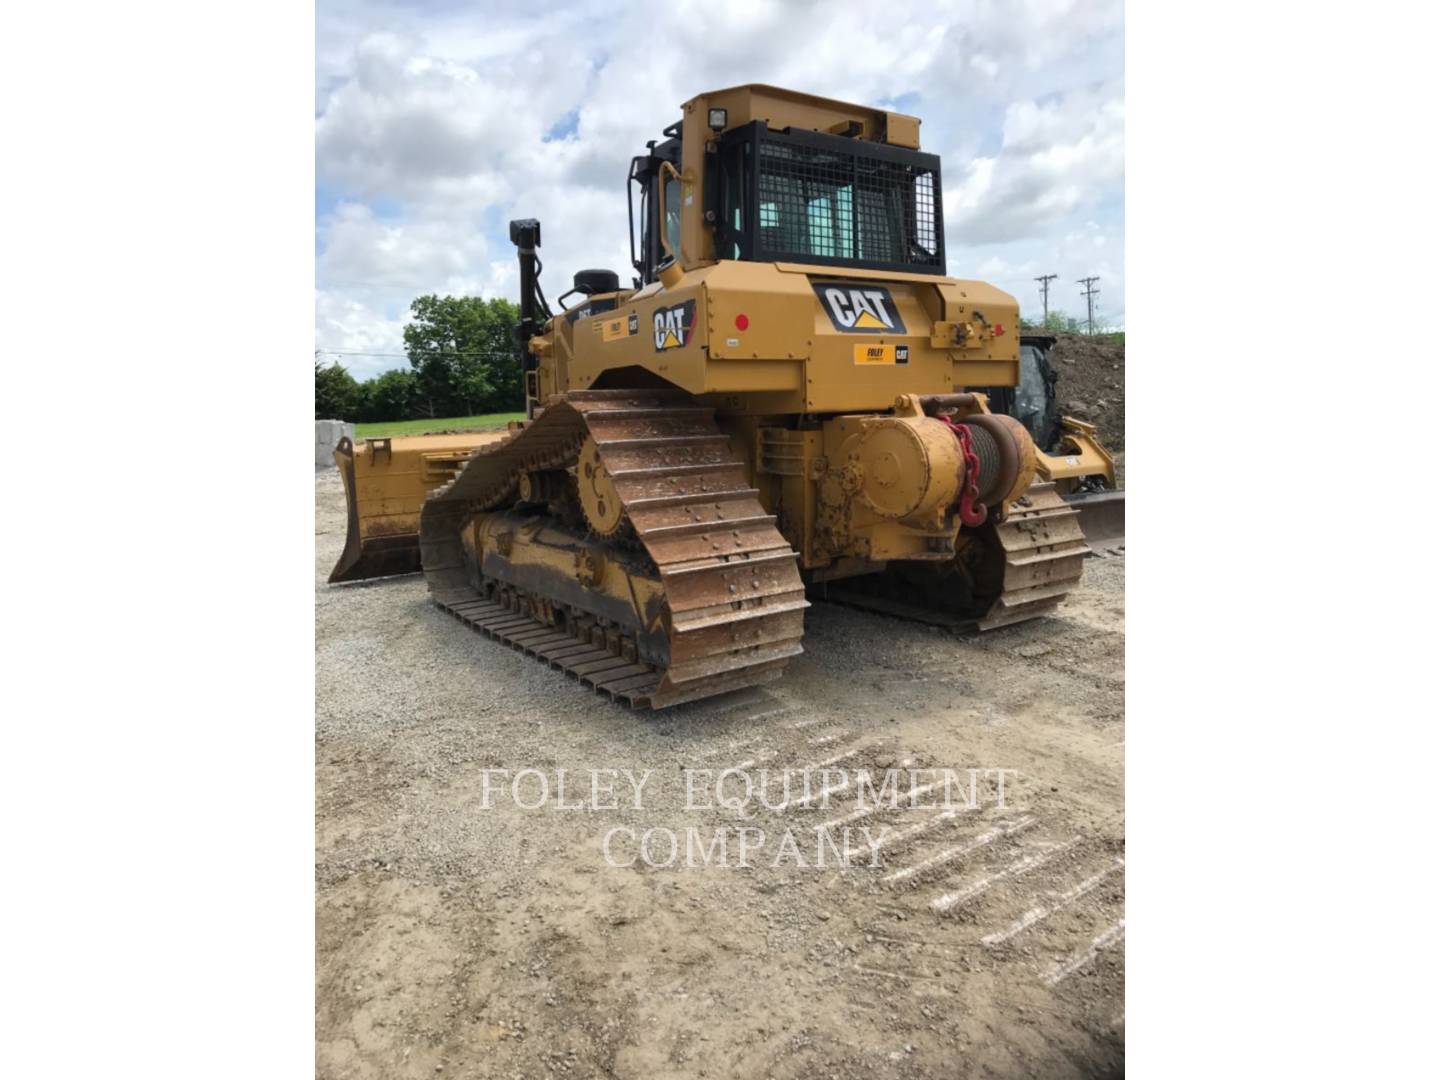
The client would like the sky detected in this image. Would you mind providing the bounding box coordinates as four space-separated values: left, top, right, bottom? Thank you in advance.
316 0 1124 380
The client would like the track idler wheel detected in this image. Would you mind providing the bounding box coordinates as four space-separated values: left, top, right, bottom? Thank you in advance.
575 435 625 537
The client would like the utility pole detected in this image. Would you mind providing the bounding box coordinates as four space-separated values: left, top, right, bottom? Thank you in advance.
1035 274 1058 323
1077 276 1100 335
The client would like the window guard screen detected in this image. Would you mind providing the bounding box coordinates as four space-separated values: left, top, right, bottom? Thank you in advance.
723 125 944 275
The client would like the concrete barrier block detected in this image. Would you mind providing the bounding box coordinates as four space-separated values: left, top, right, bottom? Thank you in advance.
315 419 351 466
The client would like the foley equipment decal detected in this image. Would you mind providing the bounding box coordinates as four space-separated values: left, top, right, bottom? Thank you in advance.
601 312 639 342
853 343 910 365
814 283 905 334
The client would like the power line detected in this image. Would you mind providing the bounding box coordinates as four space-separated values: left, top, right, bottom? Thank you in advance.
316 349 516 359
1077 277 1101 336
1035 274 1058 322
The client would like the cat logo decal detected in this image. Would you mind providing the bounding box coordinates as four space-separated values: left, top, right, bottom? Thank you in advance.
653 300 697 351
813 283 905 334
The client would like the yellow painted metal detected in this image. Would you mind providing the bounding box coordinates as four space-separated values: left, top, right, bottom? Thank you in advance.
883 111 922 149
467 511 668 645
575 435 625 537
803 401 1041 568
1035 417 1117 491
845 415 963 524
328 430 508 583
555 260 1019 416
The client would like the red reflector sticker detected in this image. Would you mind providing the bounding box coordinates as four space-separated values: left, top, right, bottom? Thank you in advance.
735 313 750 330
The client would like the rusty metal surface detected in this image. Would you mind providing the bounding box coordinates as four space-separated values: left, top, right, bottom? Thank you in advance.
975 483 1090 629
434 594 675 704
420 390 808 709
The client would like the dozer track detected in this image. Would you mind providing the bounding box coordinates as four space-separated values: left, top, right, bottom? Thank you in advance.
972 483 1091 628
419 389 809 709
816 483 1089 631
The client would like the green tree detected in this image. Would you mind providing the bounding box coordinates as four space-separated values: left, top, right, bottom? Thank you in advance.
315 358 360 420
403 295 521 417
1018 310 1089 335
355 368 418 423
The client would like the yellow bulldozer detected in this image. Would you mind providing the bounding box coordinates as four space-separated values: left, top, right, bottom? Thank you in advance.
330 84 1121 708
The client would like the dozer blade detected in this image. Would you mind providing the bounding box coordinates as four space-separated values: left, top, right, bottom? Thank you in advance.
329 431 510 584
1064 489 1125 549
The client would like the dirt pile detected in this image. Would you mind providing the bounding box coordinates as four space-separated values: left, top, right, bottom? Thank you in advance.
1049 334 1125 452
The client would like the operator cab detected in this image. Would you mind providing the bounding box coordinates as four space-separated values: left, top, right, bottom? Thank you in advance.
628 110 945 286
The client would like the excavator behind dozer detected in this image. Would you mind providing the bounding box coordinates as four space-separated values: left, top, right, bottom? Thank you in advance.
328 84 1123 707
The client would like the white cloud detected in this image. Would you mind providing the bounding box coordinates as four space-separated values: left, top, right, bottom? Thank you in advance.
318 202 489 290
315 0 1126 372
945 87 1124 245
314 291 407 380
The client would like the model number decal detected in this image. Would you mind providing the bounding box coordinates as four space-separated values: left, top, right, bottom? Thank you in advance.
814 283 906 333
653 300 696 351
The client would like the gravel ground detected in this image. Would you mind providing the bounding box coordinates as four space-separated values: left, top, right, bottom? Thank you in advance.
316 467 1126 1079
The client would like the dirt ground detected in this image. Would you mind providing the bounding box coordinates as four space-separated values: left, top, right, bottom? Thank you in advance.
316 470 1125 1079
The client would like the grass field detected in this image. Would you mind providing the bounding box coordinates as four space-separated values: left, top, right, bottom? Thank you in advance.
353 412 524 438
